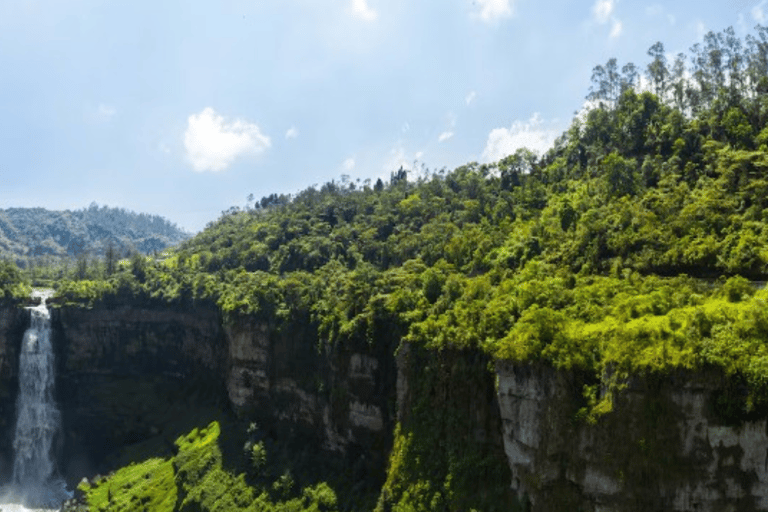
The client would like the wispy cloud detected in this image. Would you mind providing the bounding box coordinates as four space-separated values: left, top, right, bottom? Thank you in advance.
592 0 622 38
610 19 622 38
481 113 560 162
97 103 116 119
343 157 355 171
465 90 477 106
645 4 675 25
475 0 513 22
695 20 707 40
184 107 270 173
285 126 299 139
592 0 614 23
438 131 454 143
754 0 767 22
351 0 378 21
384 146 413 172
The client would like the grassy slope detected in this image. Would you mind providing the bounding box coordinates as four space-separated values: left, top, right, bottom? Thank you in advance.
79 422 339 512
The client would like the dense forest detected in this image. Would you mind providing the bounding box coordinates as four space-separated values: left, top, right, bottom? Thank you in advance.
0 204 189 276
6 24 768 512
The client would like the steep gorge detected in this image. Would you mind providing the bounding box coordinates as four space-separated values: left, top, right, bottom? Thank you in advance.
41 301 394 502
2 302 768 511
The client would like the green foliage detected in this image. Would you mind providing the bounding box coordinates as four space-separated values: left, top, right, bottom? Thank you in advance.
375 348 518 512
79 457 177 512
250 441 267 472
0 204 188 272
0 259 31 302
82 422 340 512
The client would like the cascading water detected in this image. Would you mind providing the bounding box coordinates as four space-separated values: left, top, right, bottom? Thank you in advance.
2 290 70 511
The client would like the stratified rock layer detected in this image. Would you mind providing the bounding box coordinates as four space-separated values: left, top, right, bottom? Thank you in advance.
47 304 394 486
496 361 768 511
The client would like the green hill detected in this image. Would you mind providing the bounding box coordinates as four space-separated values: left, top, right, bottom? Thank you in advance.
0 203 190 265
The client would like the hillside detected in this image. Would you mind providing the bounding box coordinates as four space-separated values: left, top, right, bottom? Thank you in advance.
0 204 190 265
11 23 768 511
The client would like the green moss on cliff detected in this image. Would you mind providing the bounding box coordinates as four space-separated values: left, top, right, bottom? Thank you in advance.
80 422 340 512
376 345 519 512
79 457 177 512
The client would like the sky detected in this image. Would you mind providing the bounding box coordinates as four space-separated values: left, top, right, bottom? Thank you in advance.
0 0 763 232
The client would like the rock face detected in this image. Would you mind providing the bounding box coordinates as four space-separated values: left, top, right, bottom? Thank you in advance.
52 304 228 482
224 314 395 469
496 361 768 512
0 307 29 482
5 299 768 510
38 304 395 487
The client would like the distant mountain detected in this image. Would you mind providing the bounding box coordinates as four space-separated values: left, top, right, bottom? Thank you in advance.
0 203 191 264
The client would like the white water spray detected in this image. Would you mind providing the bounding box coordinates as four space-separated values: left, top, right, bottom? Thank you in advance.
3 290 70 510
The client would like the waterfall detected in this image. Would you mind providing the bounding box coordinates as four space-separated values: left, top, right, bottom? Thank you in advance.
4 290 70 510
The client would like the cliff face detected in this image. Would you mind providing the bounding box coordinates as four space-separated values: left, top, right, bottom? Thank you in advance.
224 314 396 474
0 306 28 482
45 304 395 490
4 301 768 510
52 304 229 481
496 361 768 512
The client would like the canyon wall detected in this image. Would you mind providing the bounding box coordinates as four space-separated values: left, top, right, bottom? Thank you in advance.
3 302 768 510
0 307 28 482
497 362 768 511
52 304 228 481
224 313 396 479
48 304 395 488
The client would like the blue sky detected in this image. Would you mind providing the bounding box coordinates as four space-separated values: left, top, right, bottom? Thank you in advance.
0 0 762 232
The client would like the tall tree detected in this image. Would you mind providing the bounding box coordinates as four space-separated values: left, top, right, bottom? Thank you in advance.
670 53 688 112
703 30 726 93
746 25 768 97
621 63 639 95
588 58 622 106
690 42 711 111
723 26 745 102
105 242 117 277
646 42 669 99
75 253 88 280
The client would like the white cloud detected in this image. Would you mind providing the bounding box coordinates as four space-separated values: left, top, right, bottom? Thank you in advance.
695 20 707 40
384 146 412 172
465 91 477 106
97 103 116 118
610 19 622 38
285 127 299 139
476 0 513 22
645 5 662 16
754 1 767 22
343 157 355 171
592 0 621 38
184 107 271 173
438 131 454 143
481 113 560 163
645 4 675 25
592 0 614 23
402 122 410 133
351 0 377 21
415 151 424 160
